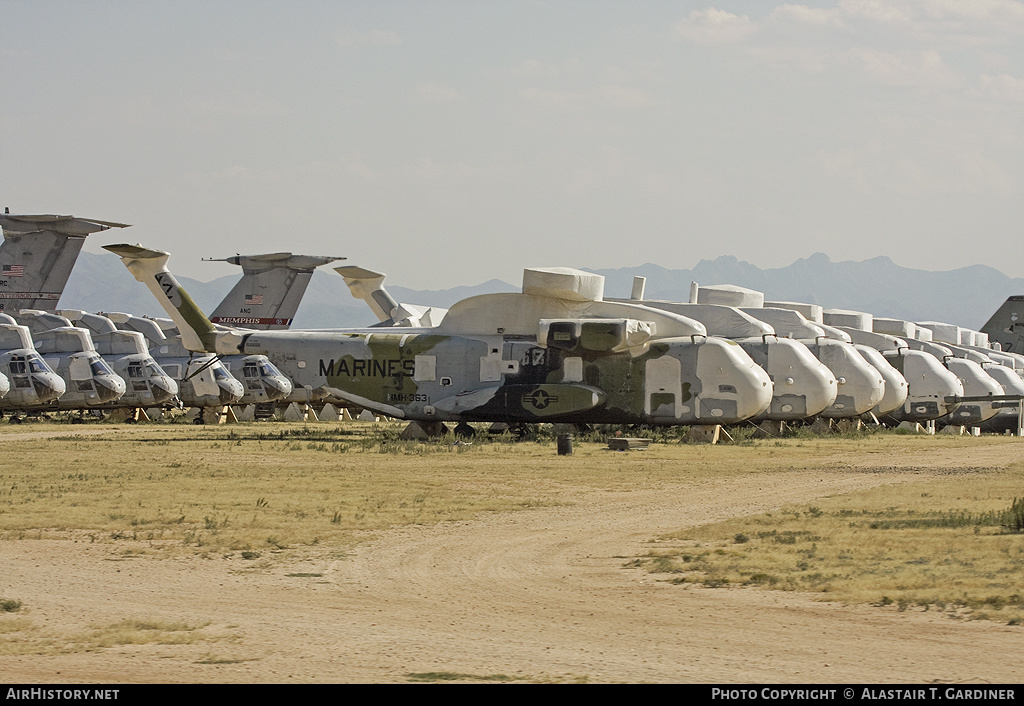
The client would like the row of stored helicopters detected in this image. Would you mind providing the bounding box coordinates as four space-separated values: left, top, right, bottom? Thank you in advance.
0 213 294 423
3 210 1024 435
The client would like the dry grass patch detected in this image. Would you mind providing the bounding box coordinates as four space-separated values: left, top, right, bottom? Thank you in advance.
406 671 521 683
0 420 872 557
195 653 258 665
0 617 33 636
72 618 214 649
405 671 588 683
637 463 1024 623
1 421 1020 565
0 423 583 554
0 616 234 656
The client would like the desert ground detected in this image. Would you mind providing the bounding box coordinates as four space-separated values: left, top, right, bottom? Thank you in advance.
1 422 1022 684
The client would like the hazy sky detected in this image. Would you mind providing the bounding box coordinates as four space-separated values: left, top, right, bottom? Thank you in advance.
2 0 1022 288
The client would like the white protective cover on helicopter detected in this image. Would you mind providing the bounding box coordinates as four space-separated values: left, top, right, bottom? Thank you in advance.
696 284 764 308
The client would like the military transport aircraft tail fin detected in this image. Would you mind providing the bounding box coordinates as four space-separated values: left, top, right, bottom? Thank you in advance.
0 213 129 314
207 253 344 330
102 244 244 355
335 265 400 323
980 296 1024 355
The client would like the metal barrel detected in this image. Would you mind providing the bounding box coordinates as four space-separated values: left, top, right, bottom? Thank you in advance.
557 433 573 455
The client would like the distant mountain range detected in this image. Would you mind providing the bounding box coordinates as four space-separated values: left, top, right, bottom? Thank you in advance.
61 251 1024 331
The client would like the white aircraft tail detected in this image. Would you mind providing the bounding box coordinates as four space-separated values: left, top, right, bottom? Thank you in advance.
334 265 448 327
335 266 400 322
103 244 243 355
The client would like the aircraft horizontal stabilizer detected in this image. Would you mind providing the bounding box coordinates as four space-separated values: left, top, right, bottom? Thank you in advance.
335 265 386 280
206 253 345 269
205 252 294 263
0 214 130 236
103 243 167 260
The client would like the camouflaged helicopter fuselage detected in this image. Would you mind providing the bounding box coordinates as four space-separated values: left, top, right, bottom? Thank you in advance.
237 329 768 425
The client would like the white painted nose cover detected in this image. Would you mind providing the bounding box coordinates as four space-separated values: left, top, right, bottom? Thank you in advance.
855 344 908 416
983 364 1024 423
763 338 836 420
892 351 964 421
694 337 772 422
811 339 884 418
945 357 1003 424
